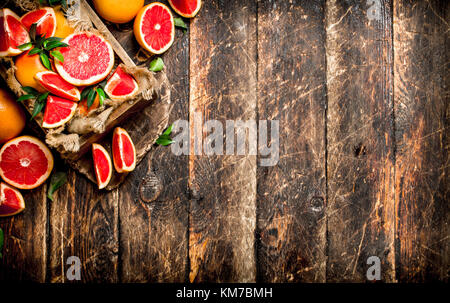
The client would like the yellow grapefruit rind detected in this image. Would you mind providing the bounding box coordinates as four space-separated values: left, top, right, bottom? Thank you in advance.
112 127 136 173
54 32 115 86
168 0 202 18
0 182 25 217
133 3 175 55
0 136 54 190
92 143 113 190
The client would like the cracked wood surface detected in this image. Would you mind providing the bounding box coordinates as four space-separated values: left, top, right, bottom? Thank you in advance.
0 0 448 282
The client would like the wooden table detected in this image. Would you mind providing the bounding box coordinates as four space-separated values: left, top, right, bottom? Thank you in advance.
0 0 448 282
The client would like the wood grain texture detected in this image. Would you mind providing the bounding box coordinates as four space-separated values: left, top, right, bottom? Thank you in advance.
393 0 449 282
48 170 118 282
325 0 396 282
256 0 327 282
118 8 189 282
188 0 257 282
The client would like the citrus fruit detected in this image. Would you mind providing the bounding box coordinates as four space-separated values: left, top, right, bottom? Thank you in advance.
92 143 112 189
55 32 115 86
35 71 80 101
78 92 100 116
0 8 30 57
20 7 56 38
0 136 54 190
168 0 202 18
104 66 138 101
93 0 144 24
53 5 74 38
42 95 77 128
112 127 136 173
0 182 25 217
0 87 26 144
15 50 48 92
133 3 175 55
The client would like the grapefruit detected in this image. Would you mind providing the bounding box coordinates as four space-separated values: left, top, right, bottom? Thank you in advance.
168 0 202 18
0 8 30 57
55 32 115 86
15 50 48 92
0 136 54 190
133 3 175 54
92 143 112 189
104 66 139 101
78 92 100 116
0 182 25 217
54 5 74 38
42 95 77 128
93 0 144 24
0 88 26 144
112 127 136 173
20 7 56 38
35 71 80 101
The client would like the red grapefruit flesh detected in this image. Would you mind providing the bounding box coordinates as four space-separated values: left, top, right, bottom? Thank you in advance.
35 71 80 101
55 32 115 86
42 95 77 128
0 182 25 217
0 136 54 190
104 66 139 101
20 7 56 38
92 143 112 189
0 8 30 57
133 3 175 54
112 127 136 173
168 0 202 18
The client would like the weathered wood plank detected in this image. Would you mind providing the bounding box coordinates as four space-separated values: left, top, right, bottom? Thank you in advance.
188 0 257 282
256 0 327 282
48 170 119 282
118 17 189 282
393 0 449 282
325 0 396 282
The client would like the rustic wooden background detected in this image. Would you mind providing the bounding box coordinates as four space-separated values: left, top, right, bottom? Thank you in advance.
0 0 448 282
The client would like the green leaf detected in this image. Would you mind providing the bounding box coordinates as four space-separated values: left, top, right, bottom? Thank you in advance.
39 53 52 70
96 87 106 107
0 227 3 259
156 137 174 146
35 34 47 49
29 23 37 41
163 124 173 136
47 172 67 201
45 41 69 51
50 50 64 63
17 94 35 102
28 47 42 55
87 89 97 108
17 42 32 51
22 86 39 95
45 37 63 43
149 57 164 72
36 91 49 103
80 87 91 101
31 92 49 120
174 17 188 30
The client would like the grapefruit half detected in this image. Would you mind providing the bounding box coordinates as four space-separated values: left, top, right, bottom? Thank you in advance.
168 0 202 18
20 7 57 38
0 182 25 217
55 32 115 86
112 127 136 173
133 3 175 54
0 8 30 57
35 71 80 101
104 66 139 101
43 95 77 128
0 136 54 190
92 143 112 189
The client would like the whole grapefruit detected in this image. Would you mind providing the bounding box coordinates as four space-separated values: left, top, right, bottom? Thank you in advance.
15 50 48 92
0 87 26 144
93 0 144 24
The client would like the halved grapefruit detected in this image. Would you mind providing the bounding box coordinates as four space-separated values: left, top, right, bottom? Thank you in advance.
20 7 56 38
42 95 77 128
168 0 202 18
92 143 112 189
0 8 30 57
133 3 175 54
55 32 115 86
0 136 54 190
112 127 136 173
35 71 80 101
104 66 139 101
0 182 25 217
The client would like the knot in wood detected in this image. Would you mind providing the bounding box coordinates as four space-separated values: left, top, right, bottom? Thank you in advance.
139 171 162 203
